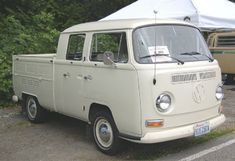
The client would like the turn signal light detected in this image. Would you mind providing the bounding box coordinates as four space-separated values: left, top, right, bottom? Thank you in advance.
146 119 164 127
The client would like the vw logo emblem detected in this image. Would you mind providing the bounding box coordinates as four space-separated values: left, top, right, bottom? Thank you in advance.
192 84 206 103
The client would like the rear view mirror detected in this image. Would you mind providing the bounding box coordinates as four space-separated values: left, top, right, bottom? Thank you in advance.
103 51 115 66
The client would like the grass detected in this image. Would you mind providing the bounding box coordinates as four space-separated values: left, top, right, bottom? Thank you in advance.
192 128 235 143
0 102 18 109
16 120 33 128
120 127 235 160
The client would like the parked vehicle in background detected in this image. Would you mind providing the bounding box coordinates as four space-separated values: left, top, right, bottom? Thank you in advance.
12 19 225 155
207 31 235 83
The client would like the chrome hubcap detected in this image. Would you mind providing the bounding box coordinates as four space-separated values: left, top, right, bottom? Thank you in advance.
27 98 37 119
95 118 113 148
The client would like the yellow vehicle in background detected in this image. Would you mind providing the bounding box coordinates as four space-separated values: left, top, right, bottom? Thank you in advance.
207 31 235 83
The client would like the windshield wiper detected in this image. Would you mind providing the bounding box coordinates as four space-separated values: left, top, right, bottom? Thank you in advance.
180 52 214 62
180 52 200 56
140 54 184 65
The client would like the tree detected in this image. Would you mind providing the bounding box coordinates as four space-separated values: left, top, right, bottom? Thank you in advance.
0 13 59 105
0 0 136 105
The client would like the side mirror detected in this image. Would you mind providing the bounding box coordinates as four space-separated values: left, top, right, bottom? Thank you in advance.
103 51 115 66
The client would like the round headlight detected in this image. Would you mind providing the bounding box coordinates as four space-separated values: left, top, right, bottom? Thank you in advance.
156 94 171 112
216 86 224 101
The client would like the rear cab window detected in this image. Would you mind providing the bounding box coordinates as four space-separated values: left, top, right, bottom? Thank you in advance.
66 34 86 61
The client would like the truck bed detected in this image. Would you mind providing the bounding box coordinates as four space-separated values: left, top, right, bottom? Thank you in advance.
13 53 56 110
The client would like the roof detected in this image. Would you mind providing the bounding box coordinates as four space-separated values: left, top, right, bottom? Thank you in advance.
62 19 195 33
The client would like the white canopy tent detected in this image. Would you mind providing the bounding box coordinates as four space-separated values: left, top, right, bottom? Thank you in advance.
101 0 235 31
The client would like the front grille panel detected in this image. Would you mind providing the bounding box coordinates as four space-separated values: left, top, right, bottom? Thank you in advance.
171 71 216 83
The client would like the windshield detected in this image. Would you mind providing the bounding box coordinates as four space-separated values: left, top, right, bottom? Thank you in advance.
133 25 212 64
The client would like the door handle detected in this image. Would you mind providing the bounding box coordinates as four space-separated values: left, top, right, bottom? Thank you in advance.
84 75 92 80
63 72 70 78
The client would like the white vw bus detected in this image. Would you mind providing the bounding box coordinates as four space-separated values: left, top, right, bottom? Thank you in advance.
13 19 225 154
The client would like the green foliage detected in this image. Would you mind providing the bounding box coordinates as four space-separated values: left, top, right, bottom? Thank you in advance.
0 0 135 105
0 52 12 104
0 12 59 104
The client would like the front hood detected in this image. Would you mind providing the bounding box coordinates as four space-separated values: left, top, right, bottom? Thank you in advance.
154 69 219 115
135 61 222 129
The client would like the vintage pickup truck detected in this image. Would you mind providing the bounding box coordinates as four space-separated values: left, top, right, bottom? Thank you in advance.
12 19 225 154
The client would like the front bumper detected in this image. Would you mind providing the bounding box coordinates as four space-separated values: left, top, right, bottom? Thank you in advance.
139 114 225 144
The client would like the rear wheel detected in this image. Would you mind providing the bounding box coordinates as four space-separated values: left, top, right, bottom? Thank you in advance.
226 74 235 85
25 96 47 123
92 111 121 155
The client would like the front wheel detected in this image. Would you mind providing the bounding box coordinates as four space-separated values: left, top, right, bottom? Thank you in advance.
92 111 121 155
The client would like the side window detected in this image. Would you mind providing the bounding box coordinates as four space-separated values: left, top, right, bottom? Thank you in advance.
217 35 235 47
90 32 128 63
66 34 85 61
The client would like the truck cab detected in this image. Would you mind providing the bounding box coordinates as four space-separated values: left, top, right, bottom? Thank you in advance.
13 19 225 154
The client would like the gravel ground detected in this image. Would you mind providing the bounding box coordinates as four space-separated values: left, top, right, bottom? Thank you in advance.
221 85 235 130
0 108 115 161
0 84 234 161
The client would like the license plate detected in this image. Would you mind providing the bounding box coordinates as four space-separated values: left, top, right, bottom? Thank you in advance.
194 122 210 137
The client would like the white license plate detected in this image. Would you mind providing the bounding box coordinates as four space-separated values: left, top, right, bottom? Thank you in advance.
194 122 210 137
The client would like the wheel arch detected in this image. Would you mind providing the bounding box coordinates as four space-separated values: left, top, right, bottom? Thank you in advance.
21 92 38 109
88 103 115 124
22 92 38 100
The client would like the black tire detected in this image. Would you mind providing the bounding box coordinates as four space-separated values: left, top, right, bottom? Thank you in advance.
91 111 121 155
25 96 47 123
225 74 235 85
